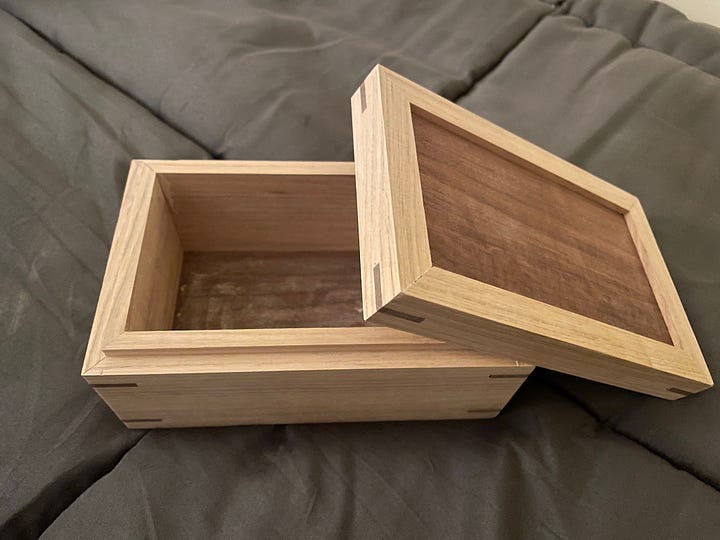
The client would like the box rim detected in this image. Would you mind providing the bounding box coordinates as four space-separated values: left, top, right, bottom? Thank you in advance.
83 159 532 380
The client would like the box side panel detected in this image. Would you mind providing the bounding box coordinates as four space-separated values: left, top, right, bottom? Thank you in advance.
352 72 403 316
125 179 183 331
625 203 712 387
82 161 158 373
87 366 527 428
158 172 359 252
378 68 433 290
370 267 710 399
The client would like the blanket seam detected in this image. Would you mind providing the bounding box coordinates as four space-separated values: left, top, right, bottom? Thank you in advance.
453 0 719 104
445 2 563 103
0 6 217 159
560 10 720 80
0 429 149 537
536 376 720 493
40 431 150 537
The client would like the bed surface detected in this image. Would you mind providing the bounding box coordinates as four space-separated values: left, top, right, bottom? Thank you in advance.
1 0 718 537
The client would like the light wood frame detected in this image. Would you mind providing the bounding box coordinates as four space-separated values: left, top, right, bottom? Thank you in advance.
351 66 712 399
82 160 531 428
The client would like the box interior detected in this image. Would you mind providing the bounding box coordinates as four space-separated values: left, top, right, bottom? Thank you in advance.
411 106 672 344
127 172 367 331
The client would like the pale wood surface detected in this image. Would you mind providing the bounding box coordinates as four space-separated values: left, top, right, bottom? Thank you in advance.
149 160 356 176
353 65 712 398
125 179 183 331
377 69 433 291
84 160 531 427
103 326 456 355
372 267 706 399
82 161 157 373
625 203 712 382
88 368 526 428
159 169 359 252
351 74 404 315
88 347 530 377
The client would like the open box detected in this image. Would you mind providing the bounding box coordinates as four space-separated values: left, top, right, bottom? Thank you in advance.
82 161 531 428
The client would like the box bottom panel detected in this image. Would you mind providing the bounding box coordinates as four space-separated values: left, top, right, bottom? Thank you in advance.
173 251 367 330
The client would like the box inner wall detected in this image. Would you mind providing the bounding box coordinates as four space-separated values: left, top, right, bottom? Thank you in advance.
411 108 672 344
131 173 367 331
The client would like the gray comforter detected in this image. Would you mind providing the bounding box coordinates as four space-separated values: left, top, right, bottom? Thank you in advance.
1 0 718 537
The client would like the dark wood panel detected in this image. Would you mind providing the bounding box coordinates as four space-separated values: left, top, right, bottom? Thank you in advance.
173 251 367 330
412 110 671 344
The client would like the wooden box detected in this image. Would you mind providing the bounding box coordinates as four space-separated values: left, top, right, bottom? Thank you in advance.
352 66 712 399
83 161 531 428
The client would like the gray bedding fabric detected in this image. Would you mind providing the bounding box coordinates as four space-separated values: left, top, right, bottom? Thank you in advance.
0 9 209 537
0 0 718 538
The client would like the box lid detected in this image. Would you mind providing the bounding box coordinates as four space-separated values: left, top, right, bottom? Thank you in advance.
350 65 712 399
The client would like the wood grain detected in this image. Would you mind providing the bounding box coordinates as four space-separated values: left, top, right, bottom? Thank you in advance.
88 367 528 428
351 77 404 317
412 109 671 344
84 160 531 427
82 161 157 373
403 74 639 213
352 66 712 398
374 267 705 399
173 251 366 330
159 169 358 252
125 179 183 331
625 203 711 381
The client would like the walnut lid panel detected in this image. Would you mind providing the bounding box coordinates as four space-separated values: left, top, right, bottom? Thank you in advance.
350 65 712 399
